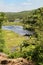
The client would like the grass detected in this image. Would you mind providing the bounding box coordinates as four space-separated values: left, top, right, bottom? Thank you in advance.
2 22 38 53
3 21 23 26
2 29 37 52
3 21 15 26
2 30 26 50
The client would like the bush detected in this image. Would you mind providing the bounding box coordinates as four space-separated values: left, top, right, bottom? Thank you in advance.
8 53 14 59
0 39 5 52
8 51 22 59
31 44 43 65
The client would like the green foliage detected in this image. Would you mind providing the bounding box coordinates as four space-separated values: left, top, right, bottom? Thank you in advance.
20 51 32 60
0 39 5 52
20 40 29 52
8 53 15 59
0 7 43 65
22 40 29 47
31 44 43 65
20 7 43 65
0 12 5 52
8 51 21 59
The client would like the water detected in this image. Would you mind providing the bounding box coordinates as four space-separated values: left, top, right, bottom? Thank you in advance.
2 26 33 35
2 25 33 52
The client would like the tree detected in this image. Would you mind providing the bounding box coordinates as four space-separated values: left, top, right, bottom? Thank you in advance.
0 12 5 52
31 44 43 65
20 40 29 52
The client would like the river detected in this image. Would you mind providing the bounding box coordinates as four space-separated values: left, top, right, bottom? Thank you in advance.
2 25 33 35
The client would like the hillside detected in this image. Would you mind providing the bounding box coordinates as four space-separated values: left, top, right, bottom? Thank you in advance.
4 7 43 19
0 7 43 65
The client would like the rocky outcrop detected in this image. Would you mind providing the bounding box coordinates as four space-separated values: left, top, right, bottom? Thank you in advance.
0 53 35 65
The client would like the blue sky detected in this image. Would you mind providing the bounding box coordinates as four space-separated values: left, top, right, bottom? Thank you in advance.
0 0 43 12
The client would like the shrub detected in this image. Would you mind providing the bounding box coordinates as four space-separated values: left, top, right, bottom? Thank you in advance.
31 44 43 65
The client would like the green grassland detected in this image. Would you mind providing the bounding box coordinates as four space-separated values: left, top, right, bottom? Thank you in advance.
2 30 37 53
3 21 23 26
2 30 26 49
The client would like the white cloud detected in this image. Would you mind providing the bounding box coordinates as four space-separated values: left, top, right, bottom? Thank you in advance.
22 2 32 6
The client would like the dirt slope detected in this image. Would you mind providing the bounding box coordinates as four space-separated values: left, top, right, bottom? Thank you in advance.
0 53 35 65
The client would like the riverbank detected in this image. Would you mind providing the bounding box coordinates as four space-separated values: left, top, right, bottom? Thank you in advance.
3 21 23 26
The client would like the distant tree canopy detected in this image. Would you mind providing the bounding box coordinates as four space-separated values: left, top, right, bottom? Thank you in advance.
23 7 43 25
3 7 43 24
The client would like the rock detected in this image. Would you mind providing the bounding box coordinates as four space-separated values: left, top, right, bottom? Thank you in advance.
0 52 8 58
1 60 8 64
0 53 35 65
